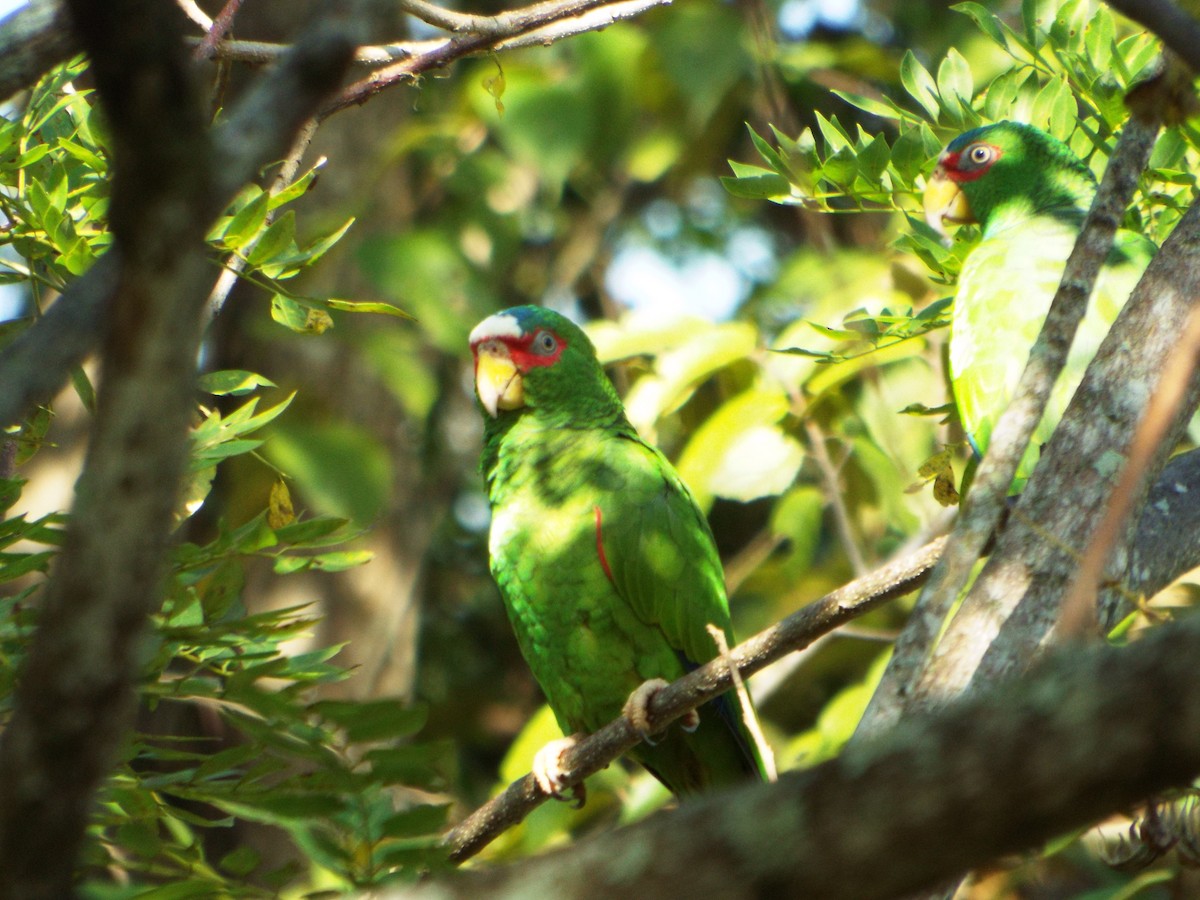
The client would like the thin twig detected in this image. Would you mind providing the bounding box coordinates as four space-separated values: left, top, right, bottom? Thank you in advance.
443 535 944 863
805 418 868 576
707 624 777 782
175 0 212 31
326 0 670 116
193 0 242 60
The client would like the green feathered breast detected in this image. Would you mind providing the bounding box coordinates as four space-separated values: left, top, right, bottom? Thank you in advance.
472 305 765 796
925 121 1155 491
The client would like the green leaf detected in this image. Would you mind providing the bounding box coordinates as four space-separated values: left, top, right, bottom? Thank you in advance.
269 159 324 208
889 123 941 183
1021 0 1047 48
936 48 974 114
324 298 416 320
0 551 53 582
301 217 354 266
218 845 261 876
220 187 269 252
198 369 277 396
70 365 96 412
246 210 296 266
270 293 333 334
748 124 789 175
310 698 428 742
380 803 451 838
951 2 1008 50
363 741 455 790
814 111 851 153
273 549 374 574
272 516 350 545
217 791 348 823
720 169 794 202
830 89 903 122
900 51 940 121
983 68 1031 122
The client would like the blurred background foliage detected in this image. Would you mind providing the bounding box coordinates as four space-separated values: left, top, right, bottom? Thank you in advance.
1 0 1199 895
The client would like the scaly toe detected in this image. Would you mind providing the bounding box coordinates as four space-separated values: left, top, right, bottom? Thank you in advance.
532 735 581 802
623 678 672 741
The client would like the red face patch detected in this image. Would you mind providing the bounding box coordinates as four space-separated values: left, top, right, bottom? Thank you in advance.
471 328 567 372
941 141 1003 184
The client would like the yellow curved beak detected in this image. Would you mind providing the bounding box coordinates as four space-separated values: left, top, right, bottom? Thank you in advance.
474 341 524 417
923 166 975 240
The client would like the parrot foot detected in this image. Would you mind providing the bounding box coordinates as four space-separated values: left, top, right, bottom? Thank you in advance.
623 678 700 743
532 736 586 807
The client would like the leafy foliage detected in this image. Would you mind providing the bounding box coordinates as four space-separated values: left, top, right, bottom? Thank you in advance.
0 59 447 895
4 0 1200 896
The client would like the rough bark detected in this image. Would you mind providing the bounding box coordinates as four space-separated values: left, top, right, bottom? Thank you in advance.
0 0 75 102
915 197 1200 702
855 110 1163 738
402 612 1200 900
0 3 362 896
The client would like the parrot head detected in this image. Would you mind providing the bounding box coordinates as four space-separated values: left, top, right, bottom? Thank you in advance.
470 305 622 425
923 121 1097 239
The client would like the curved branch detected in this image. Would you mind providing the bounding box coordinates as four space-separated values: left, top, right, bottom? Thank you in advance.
414 611 1200 899
444 535 945 863
326 0 670 116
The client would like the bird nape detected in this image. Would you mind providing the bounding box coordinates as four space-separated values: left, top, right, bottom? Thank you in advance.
470 304 766 800
923 120 1155 494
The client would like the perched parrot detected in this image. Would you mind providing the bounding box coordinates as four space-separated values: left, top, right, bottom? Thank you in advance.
923 120 1155 491
470 305 766 798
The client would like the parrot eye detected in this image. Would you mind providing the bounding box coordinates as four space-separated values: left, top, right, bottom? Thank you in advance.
531 331 559 355
966 144 994 167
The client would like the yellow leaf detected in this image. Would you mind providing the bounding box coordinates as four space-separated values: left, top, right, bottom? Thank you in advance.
912 448 960 507
304 308 334 334
483 58 505 117
917 447 953 480
268 480 295 529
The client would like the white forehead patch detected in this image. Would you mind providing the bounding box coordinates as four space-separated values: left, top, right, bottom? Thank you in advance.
469 312 523 345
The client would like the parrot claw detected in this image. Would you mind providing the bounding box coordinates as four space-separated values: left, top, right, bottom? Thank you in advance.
623 678 699 740
532 735 586 807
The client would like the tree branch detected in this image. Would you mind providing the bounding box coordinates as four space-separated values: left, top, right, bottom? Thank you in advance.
1104 0 1200 74
406 610 1200 899
325 0 670 116
0 0 76 103
0 2 366 894
854 110 1162 737
0 0 668 432
951 196 1200 689
444 535 946 863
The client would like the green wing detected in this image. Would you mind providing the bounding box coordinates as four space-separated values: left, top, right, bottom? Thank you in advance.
950 218 1152 491
602 433 732 667
486 416 763 795
599 429 765 793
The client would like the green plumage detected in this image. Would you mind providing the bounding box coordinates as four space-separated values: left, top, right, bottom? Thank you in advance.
472 306 764 796
928 122 1155 490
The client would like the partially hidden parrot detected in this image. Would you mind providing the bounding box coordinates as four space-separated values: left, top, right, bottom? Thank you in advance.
922 120 1155 492
470 305 766 798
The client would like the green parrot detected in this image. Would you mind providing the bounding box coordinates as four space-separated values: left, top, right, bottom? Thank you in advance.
923 120 1155 491
470 305 766 798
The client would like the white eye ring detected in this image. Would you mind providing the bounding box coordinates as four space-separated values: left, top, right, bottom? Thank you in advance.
968 144 992 165
533 331 558 354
